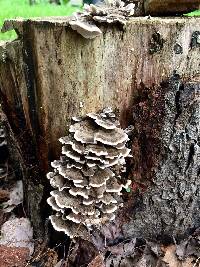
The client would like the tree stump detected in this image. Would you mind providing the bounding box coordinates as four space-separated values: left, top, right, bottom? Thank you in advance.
0 16 199 261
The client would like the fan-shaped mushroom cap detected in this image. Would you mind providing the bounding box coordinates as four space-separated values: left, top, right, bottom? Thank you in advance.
69 187 89 199
66 213 82 224
67 161 83 170
85 154 109 164
105 213 115 221
114 141 127 149
47 196 62 212
98 193 117 205
51 160 63 168
53 190 75 205
83 197 94 205
50 214 90 240
85 144 108 156
94 128 128 146
62 147 85 164
73 177 88 188
71 141 85 154
58 167 84 183
100 113 107 118
85 154 103 162
81 166 96 177
59 180 72 191
70 120 128 146
59 136 72 145
72 116 83 122
102 203 118 214
87 113 117 130
106 178 123 193
85 217 102 226
107 112 116 118
0 127 6 138
50 190 59 197
69 20 102 39
47 172 56 180
102 107 113 114
104 157 120 168
61 141 85 155
89 169 111 188
51 190 81 214
95 202 103 209
86 161 97 168
49 174 65 189
82 206 96 216
69 120 96 144
105 147 131 159
92 185 107 199
50 214 72 234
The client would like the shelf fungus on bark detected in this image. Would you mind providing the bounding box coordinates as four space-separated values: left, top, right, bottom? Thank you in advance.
68 1 136 39
47 108 132 240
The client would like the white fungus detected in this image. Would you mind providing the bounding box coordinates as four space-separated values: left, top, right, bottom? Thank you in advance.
47 108 132 239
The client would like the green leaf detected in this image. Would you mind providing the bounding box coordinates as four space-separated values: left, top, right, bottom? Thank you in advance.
126 187 131 193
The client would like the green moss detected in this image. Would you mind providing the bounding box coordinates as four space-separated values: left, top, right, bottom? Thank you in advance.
126 187 131 193
0 0 80 40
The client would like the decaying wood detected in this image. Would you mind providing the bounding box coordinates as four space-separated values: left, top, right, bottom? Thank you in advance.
144 0 200 15
0 16 199 261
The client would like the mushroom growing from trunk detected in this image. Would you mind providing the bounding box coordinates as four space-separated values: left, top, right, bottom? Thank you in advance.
47 108 131 240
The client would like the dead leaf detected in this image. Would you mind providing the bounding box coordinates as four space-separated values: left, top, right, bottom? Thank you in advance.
0 189 9 201
88 254 105 267
0 245 29 267
28 248 58 267
107 238 136 257
162 245 196 267
0 217 34 255
162 245 181 267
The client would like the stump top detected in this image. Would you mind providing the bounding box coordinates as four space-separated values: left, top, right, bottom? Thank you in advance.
1 16 200 35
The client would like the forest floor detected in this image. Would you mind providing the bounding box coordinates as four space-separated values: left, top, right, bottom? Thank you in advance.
0 0 80 40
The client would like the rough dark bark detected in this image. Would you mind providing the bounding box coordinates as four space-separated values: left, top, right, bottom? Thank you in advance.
122 75 200 241
144 0 200 15
0 16 199 261
0 41 45 239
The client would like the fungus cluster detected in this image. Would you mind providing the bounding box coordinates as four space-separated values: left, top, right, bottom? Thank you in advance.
47 108 131 239
69 1 136 39
83 1 136 24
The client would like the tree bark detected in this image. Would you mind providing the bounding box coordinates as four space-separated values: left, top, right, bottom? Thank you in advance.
144 0 200 15
0 16 199 258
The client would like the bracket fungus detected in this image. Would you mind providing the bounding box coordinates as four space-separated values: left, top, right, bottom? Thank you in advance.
69 19 102 39
68 1 136 39
47 108 132 240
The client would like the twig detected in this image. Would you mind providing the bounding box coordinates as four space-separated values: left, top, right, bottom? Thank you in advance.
193 256 200 267
64 224 83 266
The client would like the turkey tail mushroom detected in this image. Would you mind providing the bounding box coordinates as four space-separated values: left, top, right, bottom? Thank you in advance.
47 108 132 240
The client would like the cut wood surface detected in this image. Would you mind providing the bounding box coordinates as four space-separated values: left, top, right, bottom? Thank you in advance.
0 16 199 245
